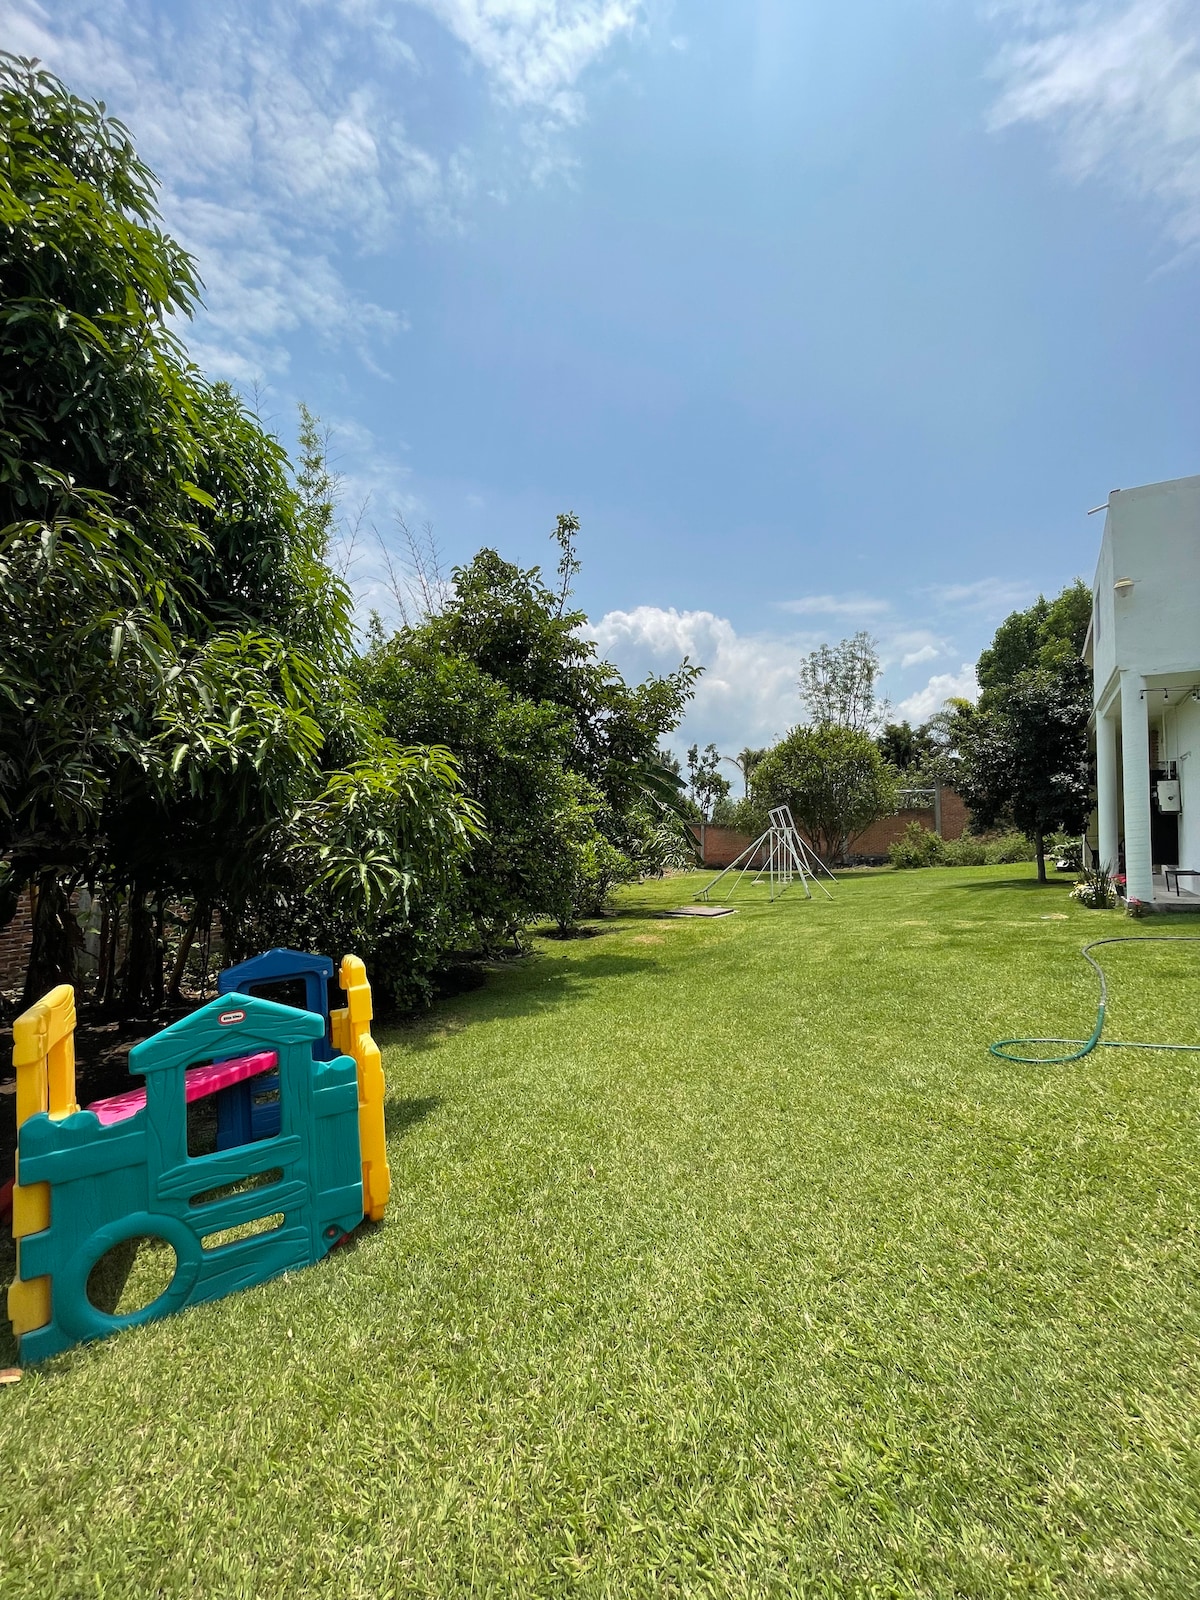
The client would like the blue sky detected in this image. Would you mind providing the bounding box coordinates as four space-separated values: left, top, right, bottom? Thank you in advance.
6 0 1200 756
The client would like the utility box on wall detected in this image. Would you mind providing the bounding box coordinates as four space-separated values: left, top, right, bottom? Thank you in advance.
1157 779 1182 813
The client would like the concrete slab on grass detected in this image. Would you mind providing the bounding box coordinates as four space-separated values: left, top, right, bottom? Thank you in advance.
660 905 738 918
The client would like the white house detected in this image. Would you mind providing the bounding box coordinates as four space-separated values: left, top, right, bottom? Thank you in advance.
1084 473 1200 905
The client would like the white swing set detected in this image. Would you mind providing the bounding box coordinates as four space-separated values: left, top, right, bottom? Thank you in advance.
694 805 836 904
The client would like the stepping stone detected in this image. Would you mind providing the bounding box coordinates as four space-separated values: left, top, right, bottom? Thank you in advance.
659 905 738 917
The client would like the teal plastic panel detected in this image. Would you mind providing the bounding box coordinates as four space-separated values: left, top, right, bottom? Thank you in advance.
15 993 364 1364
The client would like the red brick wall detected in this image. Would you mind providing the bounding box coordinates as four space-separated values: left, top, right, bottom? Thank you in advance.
851 791 969 857
0 885 33 994
690 790 971 867
688 824 766 869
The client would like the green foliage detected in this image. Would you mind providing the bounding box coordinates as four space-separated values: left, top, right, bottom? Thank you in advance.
956 670 1090 884
798 631 884 733
710 793 767 836
890 823 1036 869
0 54 201 530
1070 864 1117 910
0 56 476 1012
733 746 768 794
969 831 1036 866
948 580 1093 887
876 720 935 773
294 747 483 921
356 534 696 944
685 742 730 821
888 820 944 868
753 723 898 862
975 580 1091 702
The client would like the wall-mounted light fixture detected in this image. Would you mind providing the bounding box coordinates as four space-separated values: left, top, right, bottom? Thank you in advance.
1114 577 1135 594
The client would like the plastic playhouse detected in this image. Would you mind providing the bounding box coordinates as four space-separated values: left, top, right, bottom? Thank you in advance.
6 950 390 1365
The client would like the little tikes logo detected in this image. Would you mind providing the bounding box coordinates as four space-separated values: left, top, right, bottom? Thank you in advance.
218 1009 246 1026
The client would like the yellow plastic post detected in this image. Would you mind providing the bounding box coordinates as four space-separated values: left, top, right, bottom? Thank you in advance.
331 956 390 1222
7 984 77 1337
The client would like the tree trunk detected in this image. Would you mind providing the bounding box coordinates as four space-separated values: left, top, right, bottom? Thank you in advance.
167 900 205 1002
96 895 113 1006
153 889 166 1012
1035 828 1047 884
23 871 74 1004
120 884 159 1016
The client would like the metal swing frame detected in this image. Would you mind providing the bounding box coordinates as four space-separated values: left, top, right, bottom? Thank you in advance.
695 805 836 903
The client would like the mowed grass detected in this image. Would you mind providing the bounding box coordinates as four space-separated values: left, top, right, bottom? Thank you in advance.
4 865 1200 1598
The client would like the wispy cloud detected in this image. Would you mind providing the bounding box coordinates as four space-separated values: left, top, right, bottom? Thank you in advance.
2 0 445 376
988 0 1200 244
778 594 892 618
900 643 940 669
411 0 643 121
926 576 1036 612
2 0 643 376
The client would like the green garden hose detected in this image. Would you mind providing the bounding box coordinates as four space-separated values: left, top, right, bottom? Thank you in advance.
989 936 1200 1065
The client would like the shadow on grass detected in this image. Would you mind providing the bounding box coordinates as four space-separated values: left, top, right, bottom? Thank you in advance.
0 1228 14 1365
382 950 662 1054
948 877 1058 893
384 1096 443 1138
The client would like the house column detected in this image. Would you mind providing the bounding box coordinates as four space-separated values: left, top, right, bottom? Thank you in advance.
1095 707 1119 874
1119 671 1154 904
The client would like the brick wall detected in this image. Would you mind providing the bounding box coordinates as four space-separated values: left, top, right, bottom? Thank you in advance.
850 790 969 858
690 790 971 868
0 885 33 995
688 824 767 869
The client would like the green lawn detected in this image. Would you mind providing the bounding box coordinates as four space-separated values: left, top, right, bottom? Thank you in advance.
4 865 1200 1598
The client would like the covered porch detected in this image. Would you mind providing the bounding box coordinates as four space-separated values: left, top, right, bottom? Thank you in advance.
1092 673 1200 909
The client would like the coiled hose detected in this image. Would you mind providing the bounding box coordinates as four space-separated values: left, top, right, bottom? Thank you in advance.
990 936 1200 1065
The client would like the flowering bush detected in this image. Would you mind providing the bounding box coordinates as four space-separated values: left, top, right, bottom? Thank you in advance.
1070 865 1117 910
1125 897 1150 919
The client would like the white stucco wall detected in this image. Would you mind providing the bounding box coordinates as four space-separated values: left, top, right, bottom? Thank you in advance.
1092 475 1200 702
1090 516 1116 698
1172 696 1200 870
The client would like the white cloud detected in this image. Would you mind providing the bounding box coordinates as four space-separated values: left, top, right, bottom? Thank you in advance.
880 627 947 671
410 0 643 120
778 593 892 618
1 0 448 374
591 606 809 755
1 0 643 375
897 664 979 722
926 576 1036 612
590 602 987 753
901 643 940 669
988 0 1200 244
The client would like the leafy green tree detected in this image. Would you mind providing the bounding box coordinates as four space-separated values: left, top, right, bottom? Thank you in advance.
752 725 898 863
956 673 1090 883
876 721 935 774
0 57 474 1010
976 580 1091 701
974 602 1048 697
686 743 730 821
734 746 769 795
0 53 216 994
357 533 696 942
956 578 1093 883
798 632 885 733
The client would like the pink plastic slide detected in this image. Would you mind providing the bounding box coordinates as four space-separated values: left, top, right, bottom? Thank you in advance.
86 1050 279 1128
